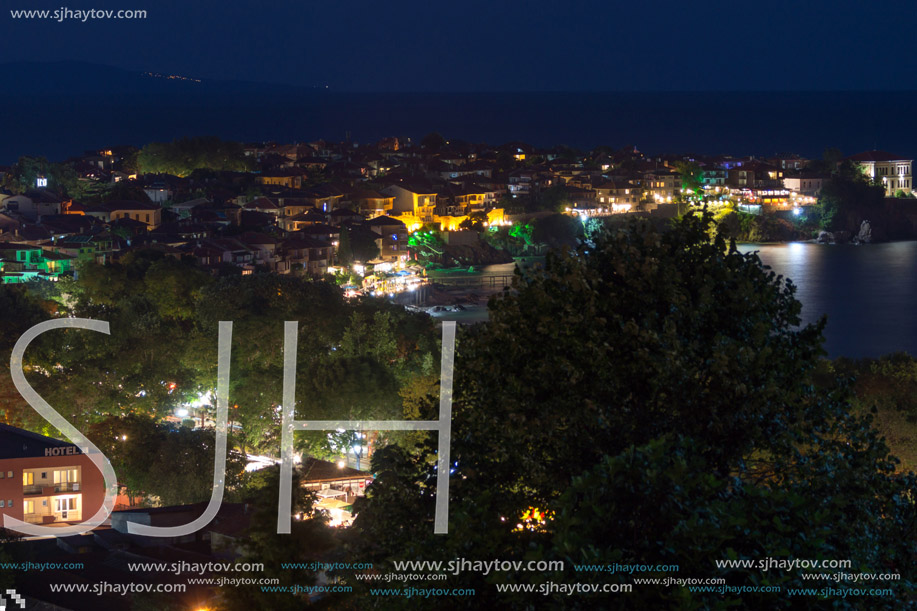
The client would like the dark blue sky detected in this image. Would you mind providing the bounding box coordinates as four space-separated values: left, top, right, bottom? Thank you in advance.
4 0 917 91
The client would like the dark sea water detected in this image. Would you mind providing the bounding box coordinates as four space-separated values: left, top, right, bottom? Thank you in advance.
430 247 917 359
738 242 917 358
4 90 917 163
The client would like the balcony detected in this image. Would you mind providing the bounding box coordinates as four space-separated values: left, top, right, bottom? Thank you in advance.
23 482 80 496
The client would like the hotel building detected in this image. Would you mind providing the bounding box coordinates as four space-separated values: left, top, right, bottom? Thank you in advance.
0 424 104 526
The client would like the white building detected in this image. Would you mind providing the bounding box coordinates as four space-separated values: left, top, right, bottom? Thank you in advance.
783 176 826 196
847 151 913 196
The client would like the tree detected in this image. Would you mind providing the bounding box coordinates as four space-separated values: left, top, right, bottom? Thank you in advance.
337 226 354 266
817 160 885 231
420 132 446 151
674 160 703 196
458 210 488 231
218 466 338 611
531 213 583 249
348 212 917 608
0 286 50 427
2 156 78 196
137 137 253 176
823 146 844 167
349 227 381 262
530 184 571 213
88 414 247 506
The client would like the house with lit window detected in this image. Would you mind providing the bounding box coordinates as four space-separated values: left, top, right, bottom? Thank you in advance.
258 169 308 189
366 216 409 262
783 173 827 197
80 201 162 230
642 170 679 203
280 236 333 275
0 242 75 283
300 185 345 213
593 181 638 212
381 182 438 224
0 424 105 526
346 190 395 218
1 190 63 222
727 161 784 190
846 150 913 197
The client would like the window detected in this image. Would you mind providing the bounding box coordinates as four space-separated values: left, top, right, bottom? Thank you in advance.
22 472 33 486
6 500 10 508
23 501 34 514
0 501 5 508
53 469 78 484
6 471 10 478
0 472 4 479
41 472 47 479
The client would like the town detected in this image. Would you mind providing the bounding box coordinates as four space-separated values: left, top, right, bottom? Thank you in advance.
0 136 916 610
2 137 914 292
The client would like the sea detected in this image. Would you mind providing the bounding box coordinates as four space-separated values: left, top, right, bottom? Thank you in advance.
738 242 917 359
430 243 917 360
3 90 917 163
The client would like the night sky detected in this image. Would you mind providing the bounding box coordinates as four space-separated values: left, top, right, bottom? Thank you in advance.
4 0 917 91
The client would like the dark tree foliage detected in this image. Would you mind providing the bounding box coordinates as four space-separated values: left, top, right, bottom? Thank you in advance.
420 132 447 151
337 226 354 266
347 213 917 609
2 156 78 195
817 160 886 232
88 414 247 506
349 228 381 263
217 466 338 611
137 137 253 176
531 212 583 248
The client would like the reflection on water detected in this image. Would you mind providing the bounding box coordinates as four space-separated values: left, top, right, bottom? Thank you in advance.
424 246 916 358
737 242 917 358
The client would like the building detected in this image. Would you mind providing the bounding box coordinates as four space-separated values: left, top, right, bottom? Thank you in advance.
727 161 784 190
300 458 373 527
0 242 76 283
846 150 913 196
381 183 438 223
593 181 638 212
78 201 163 230
365 216 409 262
1 190 63 222
280 235 333 275
0 424 105 526
346 190 395 218
783 174 827 196
642 170 679 203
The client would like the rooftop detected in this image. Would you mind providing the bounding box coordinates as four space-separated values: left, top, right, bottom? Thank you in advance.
0 423 78 460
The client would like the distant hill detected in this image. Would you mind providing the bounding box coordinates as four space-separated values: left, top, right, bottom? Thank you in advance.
0 61 321 95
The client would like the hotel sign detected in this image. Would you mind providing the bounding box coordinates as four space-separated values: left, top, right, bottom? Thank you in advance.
44 446 81 457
